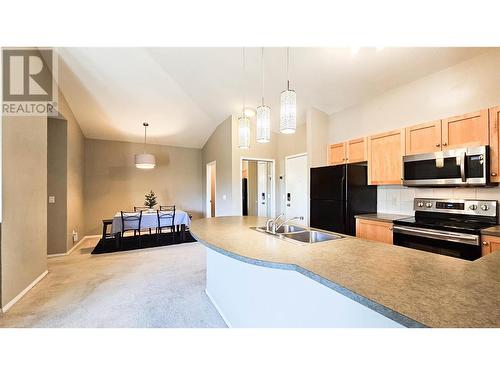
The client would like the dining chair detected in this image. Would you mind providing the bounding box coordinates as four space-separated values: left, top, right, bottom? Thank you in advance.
120 211 143 246
134 206 152 234
157 206 176 241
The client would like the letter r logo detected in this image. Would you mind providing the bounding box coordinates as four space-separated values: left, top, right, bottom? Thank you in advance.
2 49 53 101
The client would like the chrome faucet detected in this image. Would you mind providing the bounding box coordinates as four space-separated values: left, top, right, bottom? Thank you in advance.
266 213 284 233
266 214 304 234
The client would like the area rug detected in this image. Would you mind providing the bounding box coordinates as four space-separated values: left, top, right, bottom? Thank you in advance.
91 231 197 255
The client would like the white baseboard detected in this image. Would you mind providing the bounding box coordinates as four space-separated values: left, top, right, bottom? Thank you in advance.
205 288 231 328
2 270 48 313
47 235 101 258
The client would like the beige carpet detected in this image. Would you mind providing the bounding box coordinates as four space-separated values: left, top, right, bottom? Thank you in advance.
0 240 226 328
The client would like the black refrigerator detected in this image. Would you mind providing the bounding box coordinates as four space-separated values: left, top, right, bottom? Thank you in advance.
310 164 377 236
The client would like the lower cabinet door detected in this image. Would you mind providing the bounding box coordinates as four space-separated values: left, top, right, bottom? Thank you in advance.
481 235 500 257
355 218 393 244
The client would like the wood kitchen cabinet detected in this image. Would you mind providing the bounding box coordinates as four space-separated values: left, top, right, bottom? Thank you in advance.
405 120 442 155
489 106 500 183
367 129 405 185
328 142 346 165
441 109 489 150
481 235 500 257
346 137 367 163
328 138 367 165
355 218 393 244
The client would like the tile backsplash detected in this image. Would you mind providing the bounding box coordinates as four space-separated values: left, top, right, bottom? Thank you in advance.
377 185 500 216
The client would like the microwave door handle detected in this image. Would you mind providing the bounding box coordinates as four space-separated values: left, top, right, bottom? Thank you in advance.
460 151 466 182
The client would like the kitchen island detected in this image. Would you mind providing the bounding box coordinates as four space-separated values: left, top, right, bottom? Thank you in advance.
190 216 500 328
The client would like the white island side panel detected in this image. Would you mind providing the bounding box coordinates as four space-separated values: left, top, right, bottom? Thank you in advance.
205 246 404 328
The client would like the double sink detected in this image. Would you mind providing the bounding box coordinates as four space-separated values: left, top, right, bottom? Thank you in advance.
253 224 344 245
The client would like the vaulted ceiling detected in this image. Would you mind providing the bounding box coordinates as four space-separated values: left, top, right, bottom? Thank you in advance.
57 47 490 148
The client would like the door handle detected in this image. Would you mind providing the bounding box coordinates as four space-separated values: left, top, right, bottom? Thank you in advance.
460 151 466 182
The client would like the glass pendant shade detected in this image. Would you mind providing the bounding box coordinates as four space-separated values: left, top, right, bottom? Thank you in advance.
280 87 297 134
238 115 250 149
256 105 271 143
135 153 156 169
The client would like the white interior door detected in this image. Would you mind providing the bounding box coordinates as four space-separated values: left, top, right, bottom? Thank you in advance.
285 154 308 225
257 161 269 217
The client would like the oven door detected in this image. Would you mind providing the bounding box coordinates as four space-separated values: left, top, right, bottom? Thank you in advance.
393 225 481 261
403 146 488 187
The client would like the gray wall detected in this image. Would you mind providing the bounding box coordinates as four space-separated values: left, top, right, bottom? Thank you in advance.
58 91 85 250
84 138 203 235
201 117 234 217
1 115 48 307
47 118 68 255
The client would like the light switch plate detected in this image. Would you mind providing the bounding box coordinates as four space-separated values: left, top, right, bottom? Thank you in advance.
48 196 55 204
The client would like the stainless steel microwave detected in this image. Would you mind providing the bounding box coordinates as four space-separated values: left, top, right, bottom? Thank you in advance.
403 146 490 187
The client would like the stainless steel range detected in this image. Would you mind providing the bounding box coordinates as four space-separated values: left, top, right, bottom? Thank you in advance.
393 198 498 261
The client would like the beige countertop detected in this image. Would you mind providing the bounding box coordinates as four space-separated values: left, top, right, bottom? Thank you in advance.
191 216 500 328
481 225 500 237
355 213 412 223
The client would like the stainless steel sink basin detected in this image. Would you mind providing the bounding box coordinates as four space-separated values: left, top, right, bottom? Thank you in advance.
281 230 343 243
252 225 343 245
256 225 306 234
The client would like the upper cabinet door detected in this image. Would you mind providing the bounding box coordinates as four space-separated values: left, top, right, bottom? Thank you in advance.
441 109 489 150
489 106 500 183
368 130 405 185
329 142 346 165
346 137 367 163
405 120 442 155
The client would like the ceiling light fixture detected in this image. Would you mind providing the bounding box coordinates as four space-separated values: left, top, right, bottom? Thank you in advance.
238 47 250 149
135 122 156 169
244 108 256 118
256 47 271 143
280 47 296 134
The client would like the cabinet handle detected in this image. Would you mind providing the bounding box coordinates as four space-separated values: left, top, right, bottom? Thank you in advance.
482 241 489 246
442 142 447 146
389 226 393 231
492 172 497 177
436 143 440 147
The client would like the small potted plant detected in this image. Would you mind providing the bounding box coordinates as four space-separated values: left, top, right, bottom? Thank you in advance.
144 190 158 212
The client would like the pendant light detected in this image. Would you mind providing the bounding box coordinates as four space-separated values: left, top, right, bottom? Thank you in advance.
238 47 250 149
135 122 156 169
256 47 271 143
280 47 296 134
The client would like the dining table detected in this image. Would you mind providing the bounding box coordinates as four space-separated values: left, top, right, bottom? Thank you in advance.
111 209 192 244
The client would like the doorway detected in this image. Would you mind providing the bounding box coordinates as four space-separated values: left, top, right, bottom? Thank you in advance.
241 158 275 218
284 153 308 225
206 161 216 218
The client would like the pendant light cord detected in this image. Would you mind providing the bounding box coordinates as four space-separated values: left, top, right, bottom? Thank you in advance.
143 123 147 153
261 47 265 106
286 47 290 91
242 47 246 116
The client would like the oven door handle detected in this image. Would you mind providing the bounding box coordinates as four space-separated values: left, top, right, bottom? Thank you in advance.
392 225 479 245
460 151 467 182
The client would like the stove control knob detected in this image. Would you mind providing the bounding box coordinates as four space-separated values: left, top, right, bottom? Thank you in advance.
469 204 478 210
417 201 424 207
425 202 433 208
481 204 489 211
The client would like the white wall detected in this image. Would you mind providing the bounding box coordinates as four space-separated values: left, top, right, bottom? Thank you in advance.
328 50 500 216
306 107 329 168
329 50 500 143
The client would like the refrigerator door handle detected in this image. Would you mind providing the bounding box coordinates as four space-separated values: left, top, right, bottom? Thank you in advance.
340 175 345 202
